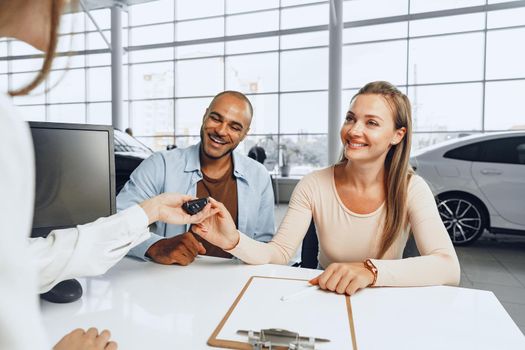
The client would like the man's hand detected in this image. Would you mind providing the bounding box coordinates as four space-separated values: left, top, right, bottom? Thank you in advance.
308 262 374 295
146 231 206 265
139 193 219 226
192 198 240 251
53 328 117 350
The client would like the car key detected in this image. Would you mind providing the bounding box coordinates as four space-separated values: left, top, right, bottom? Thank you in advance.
182 197 209 215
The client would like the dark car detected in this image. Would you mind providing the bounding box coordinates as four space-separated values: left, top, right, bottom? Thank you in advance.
114 130 154 194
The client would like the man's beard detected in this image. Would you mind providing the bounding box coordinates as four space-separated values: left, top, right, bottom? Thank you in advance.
200 128 235 160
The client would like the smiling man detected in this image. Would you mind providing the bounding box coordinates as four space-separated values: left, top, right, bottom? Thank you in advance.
117 91 275 265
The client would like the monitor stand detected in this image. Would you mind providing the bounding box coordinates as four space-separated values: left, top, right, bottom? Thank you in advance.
40 279 83 303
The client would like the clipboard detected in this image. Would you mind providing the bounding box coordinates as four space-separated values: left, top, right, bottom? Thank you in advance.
208 276 358 349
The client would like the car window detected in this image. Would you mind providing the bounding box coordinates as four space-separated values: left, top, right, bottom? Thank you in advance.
443 143 480 161
114 131 153 154
478 136 525 165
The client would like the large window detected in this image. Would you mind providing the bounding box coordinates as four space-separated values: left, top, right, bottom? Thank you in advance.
2 1 525 175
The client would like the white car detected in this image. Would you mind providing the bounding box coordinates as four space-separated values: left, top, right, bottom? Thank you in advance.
410 131 525 245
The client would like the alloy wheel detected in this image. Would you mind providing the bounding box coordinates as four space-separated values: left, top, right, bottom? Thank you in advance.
437 198 484 244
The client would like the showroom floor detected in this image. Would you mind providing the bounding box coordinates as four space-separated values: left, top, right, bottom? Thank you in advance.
274 204 525 335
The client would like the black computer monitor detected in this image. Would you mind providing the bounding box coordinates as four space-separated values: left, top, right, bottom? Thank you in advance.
29 122 116 238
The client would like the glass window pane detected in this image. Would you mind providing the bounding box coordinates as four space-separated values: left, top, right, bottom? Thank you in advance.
226 11 279 36
281 48 328 91
176 43 224 59
343 40 407 88
130 0 174 26
11 58 43 73
281 4 328 30
56 33 85 53
16 105 46 122
408 83 483 132
281 31 328 50
11 73 46 105
88 67 111 102
176 0 224 20
344 0 408 21
11 40 40 56
225 53 278 93
131 100 174 135
248 94 278 134
485 80 525 131
47 69 86 103
87 53 110 66
87 103 111 125
130 24 174 46
130 62 174 99
226 0 279 13
0 74 7 92
87 30 111 50
344 22 407 44
59 12 84 34
86 9 111 31
488 8 525 29
175 97 210 135
282 0 322 5
486 28 525 80
279 134 328 174
409 0 484 13
280 91 328 133
410 13 485 37
48 103 86 123
176 18 224 41
175 58 224 97
412 132 473 151
130 48 174 63
408 33 484 84
226 37 278 55
0 42 6 73
52 55 85 69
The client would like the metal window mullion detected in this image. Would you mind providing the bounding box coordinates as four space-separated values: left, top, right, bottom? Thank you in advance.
481 0 489 133
173 4 177 145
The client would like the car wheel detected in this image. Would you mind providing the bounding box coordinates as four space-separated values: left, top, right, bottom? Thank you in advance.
437 194 487 245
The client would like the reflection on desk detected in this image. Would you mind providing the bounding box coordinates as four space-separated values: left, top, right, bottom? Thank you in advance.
41 256 525 350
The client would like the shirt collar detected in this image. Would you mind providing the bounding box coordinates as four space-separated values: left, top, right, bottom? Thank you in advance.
184 142 249 182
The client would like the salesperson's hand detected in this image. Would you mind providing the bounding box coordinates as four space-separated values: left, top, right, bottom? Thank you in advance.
191 198 239 251
139 193 219 226
53 328 117 350
309 262 375 295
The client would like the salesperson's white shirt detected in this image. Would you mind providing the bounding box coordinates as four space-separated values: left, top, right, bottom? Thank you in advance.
0 94 151 350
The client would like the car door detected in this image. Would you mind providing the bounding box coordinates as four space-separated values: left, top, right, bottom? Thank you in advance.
471 136 525 226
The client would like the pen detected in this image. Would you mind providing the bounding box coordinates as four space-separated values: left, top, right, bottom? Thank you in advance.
280 284 318 302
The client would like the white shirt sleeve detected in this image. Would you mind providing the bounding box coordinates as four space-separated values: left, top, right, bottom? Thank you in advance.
29 205 151 293
0 94 49 350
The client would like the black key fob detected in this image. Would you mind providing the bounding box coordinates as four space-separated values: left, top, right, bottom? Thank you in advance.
182 197 209 215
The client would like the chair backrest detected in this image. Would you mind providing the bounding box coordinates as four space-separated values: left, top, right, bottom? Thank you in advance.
299 220 420 268
300 220 319 268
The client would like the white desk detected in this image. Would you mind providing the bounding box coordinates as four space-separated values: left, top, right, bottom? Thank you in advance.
41 256 525 349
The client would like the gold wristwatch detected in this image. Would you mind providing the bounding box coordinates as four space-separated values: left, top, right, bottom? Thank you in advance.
363 259 378 287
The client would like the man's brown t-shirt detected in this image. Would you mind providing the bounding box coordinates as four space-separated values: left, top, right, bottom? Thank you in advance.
195 163 238 258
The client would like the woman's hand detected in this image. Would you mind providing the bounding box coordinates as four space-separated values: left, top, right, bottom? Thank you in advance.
191 198 239 251
53 328 117 350
309 262 374 295
139 193 219 226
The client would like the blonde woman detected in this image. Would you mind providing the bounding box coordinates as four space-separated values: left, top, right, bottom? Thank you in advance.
0 1 216 349
195 81 460 294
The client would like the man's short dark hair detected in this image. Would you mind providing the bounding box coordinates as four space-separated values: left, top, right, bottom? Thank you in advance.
209 90 253 118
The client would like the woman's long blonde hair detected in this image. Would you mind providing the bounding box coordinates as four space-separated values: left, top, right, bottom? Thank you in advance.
341 81 413 258
3 0 67 97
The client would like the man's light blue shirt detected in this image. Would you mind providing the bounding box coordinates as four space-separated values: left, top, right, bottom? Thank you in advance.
117 143 276 260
